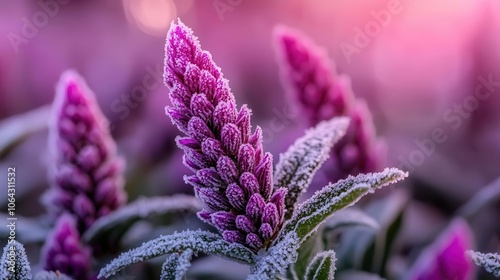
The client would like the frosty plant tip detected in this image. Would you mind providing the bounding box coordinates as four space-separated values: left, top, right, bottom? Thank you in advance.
99 20 407 280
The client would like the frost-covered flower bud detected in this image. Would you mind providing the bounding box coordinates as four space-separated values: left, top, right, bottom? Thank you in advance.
275 26 385 182
164 21 287 251
45 71 127 233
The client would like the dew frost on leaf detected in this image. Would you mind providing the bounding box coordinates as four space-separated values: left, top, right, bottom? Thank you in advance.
84 195 202 242
160 249 194 280
274 117 349 219
247 232 300 280
304 250 337 280
467 250 500 277
1 241 32 280
33 271 73 280
98 230 256 278
276 168 407 244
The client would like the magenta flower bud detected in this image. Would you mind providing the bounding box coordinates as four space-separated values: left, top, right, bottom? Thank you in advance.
164 21 286 251
275 26 385 182
236 215 257 233
239 172 260 196
46 71 127 233
211 212 237 231
259 223 274 241
41 214 91 280
226 183 247 211
246 194 266 223
194 186 231 212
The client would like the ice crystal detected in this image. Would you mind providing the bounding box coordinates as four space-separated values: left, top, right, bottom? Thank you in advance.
467 251 500 277
274 117 349 219
164 20 286 250
1 240 32 280
304 250 337 280
45 70 126 233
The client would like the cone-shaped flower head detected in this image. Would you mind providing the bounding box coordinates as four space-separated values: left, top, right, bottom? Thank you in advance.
164 20 287 251
275 26 385 182
1 240 32 280
46 70 127 233
407 219 474 280
41 214 91 280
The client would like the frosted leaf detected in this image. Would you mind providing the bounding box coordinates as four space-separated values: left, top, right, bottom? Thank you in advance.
467 251 500 277
305 250 337 280
1 241 32 280
84 195 202 242
274 117 349 219
33 271 73 280
276 168 407 244
247 232 300 280
160 249 194 280
99 230 256 278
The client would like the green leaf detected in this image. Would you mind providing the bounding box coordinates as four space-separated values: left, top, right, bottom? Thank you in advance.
161 249 194 280
360 190 407 276
1 241 32 280
98 230 256 279
289 232 324 280
0 105 50 159
335 270 384 280
274 117 349 219
84 195 202 243
305 250 337 280
275 168 407 245
467 251 500 277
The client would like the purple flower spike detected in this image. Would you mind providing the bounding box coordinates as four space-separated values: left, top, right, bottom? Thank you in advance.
407 219 475 280
42 214 91 280
275 26 385 182
46 71 127 233
164 20 287 251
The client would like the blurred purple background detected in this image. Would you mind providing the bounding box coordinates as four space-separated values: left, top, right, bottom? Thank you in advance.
1 0 499 277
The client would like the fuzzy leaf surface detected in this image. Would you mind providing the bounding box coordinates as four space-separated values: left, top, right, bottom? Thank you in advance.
276 168 407 245
305 250 337 280
99 230 256 278
160 249 194 280
274 118 349 219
